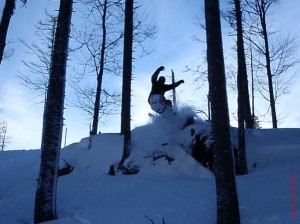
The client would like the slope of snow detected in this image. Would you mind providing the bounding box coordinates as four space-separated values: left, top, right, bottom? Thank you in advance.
1 118 300 223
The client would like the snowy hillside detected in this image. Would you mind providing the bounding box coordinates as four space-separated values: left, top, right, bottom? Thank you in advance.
1 117 300 224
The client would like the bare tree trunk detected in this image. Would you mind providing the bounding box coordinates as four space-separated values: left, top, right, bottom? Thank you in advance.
0 0 15 65
234 0 253 129
246 0 279 128
90 0 107 136
260 12 277 128
119 0 133 165
34 0 73 223
250 44 255 117
234 0 248 174
204 0 240 223
171 69 177 110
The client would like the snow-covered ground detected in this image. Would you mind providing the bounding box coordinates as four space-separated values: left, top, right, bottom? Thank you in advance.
1 116 300 224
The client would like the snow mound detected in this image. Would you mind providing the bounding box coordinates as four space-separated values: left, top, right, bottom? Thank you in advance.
1 125 300 223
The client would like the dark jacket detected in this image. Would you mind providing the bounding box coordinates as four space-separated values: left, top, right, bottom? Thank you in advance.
148 66 183 102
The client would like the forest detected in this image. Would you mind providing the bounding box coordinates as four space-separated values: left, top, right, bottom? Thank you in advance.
0 0 299 223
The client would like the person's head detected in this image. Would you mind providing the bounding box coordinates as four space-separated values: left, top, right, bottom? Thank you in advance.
158 76 166 84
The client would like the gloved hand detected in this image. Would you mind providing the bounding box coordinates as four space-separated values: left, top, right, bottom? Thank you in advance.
158 66 165 71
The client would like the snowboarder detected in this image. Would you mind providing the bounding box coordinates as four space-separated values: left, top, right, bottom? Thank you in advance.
148 66 184 123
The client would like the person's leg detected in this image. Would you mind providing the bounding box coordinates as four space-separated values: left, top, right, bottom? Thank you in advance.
149 95 165 114
149 95 180 128
165 100 172 110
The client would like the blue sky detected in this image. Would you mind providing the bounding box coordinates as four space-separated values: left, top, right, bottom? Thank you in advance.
0 0 299 150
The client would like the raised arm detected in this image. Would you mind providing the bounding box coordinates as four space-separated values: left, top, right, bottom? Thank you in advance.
163 80 184 92
151 66 165 84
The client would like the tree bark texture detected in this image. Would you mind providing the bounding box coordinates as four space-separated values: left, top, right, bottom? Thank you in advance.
120 0 133 163
34 0 73 223
258 2 277 128
91 0 107 136
234 0 248 174
204 0 240 223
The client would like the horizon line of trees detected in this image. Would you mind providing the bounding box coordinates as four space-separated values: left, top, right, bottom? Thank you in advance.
0 0 298 151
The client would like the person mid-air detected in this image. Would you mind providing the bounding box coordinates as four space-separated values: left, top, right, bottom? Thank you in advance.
148 66 184 122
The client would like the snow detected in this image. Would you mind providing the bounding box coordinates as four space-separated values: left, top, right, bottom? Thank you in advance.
1 115 300 224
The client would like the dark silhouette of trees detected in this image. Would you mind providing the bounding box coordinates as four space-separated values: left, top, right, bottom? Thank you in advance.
71 0 130 140
74 0 124 136
204 0 240 223
70 0 155 143
34 0 73 223
248 0 277 128
244 0 299 128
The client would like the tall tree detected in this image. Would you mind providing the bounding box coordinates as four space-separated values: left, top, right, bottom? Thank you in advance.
72 0 124 137
83 0 123 136
90 0 109 136
71 0 155 138
234 0 249 174
119 0 133 166
226 0 254 129
204 0 240 223
244 0 298 128
249 0 277 128
34 0 73 223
